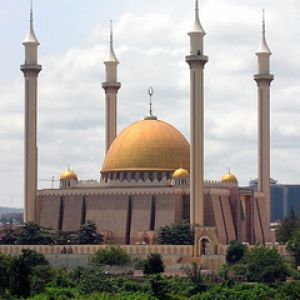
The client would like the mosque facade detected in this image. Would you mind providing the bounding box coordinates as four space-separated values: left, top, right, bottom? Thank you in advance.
21 2 274 251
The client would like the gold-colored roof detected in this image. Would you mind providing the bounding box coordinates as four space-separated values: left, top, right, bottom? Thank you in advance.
221 171 238 184
102 119 190 173
60 170 78 181
173 168 190 179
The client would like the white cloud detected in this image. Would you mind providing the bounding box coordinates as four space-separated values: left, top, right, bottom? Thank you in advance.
0 0 299 208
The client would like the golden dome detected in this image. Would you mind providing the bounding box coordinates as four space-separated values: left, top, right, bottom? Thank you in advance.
102 119 190 173
173 168 190 179
221 170 238 184
60 170 78 181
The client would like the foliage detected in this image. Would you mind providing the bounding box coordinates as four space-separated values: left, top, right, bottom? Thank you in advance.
0 230 17 245
49 268 76 288
90 245 131 265
159 220 194 245
9 254 31 298
0 252 11 295
78 268 112 295
190 284 279 300
242 246 290 283
21 249 49 266
226 240 246 265
145 274 170 300
278 281 300 299
183 262 205 285
286 229 300 265
143 253 164 275
111 277 142 293
8 250 51 298
73 222 103 245
29 287 78 300
133 257 146 270
54 230 75 245
277 215 300 243
15 223 55 245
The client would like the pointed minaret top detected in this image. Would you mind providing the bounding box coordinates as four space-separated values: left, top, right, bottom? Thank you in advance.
23 0 39 45
105 20 118 63
190 0 205 35
256 9 271 55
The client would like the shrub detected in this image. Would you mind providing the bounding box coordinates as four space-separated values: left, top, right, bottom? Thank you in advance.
78 268 112 295
226 240 246 265
90 245 131 265
143 253 164 275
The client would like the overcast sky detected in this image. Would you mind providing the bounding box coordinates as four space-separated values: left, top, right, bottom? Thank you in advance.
0 0 299 208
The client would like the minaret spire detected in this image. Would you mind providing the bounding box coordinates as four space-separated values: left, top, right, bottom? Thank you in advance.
254 9 274 241
188 1 206 55
24 0 39 45
186 1 208 226
257 9 271 54
21 0 42 223
193 0 205 34
102 20 121 153
106 20 118 63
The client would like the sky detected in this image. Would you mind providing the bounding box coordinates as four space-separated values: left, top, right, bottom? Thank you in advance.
0 0 299 208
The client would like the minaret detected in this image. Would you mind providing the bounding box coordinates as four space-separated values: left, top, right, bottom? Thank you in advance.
254 10 274 225
102 21 121 152
186 1 208 226
20 1 42 223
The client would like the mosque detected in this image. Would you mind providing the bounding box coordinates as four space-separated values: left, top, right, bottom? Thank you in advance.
21 2 275 251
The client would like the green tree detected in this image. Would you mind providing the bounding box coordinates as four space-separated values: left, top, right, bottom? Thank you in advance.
9 250 51 298
226 240 246 265
15 223 55 245
0 252 11 295
9 255 31 298
286 229 300 265
159 220 194 245
90 245 131 265
74 222 103 245
277 215 300 243
242 246 290 283
143 253 165 275
20 249 49 266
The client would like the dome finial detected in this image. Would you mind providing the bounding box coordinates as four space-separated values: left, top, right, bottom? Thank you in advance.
105 20 118 62
23 0 39 45
144 87 157 120
148 87 154 116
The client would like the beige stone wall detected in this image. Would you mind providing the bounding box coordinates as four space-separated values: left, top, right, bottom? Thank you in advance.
155 194 183 229
0 244 193 257
130 195 152 244
40 195 61 229
62 195 84 231
86 194 129 244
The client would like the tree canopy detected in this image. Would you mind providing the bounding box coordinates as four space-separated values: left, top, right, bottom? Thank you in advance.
159 220 194 245
73 222 103 245
242 246 290 283
226 240 246 265
15 223 55 245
